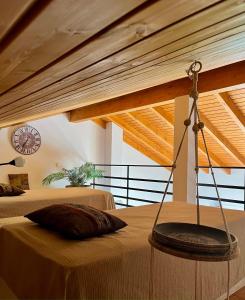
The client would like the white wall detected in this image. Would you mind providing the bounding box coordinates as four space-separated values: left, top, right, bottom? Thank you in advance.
1 115 243 210
0 114 106 189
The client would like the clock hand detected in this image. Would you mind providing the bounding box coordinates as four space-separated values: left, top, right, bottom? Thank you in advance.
22 137 29 147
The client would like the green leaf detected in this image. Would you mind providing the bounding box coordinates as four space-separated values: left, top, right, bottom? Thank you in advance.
42 171 66 185
42 163 104 186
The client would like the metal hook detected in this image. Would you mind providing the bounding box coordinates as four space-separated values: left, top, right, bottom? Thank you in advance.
187 61 202 78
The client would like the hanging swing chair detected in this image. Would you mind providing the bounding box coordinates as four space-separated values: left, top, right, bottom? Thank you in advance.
148 61 239 299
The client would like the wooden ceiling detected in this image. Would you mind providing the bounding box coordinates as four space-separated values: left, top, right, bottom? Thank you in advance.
0 0 245 128
95 89 245 171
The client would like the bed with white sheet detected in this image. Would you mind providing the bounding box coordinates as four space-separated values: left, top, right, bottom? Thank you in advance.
0 187 114 218
0 202 244 300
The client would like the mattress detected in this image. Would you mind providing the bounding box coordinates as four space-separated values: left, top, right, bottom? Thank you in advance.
0 202 244 300
0 187 115 218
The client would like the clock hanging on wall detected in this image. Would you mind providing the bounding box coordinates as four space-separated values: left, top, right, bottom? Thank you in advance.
12 125 41 155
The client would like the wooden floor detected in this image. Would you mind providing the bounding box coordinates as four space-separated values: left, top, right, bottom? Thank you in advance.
231 287 245 300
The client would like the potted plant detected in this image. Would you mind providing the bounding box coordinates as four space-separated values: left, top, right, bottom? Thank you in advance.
42 162 104 187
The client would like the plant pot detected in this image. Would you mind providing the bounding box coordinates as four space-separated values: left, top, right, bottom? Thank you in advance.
65 184 91 188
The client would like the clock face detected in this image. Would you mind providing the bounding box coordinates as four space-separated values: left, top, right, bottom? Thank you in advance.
12 125 41 155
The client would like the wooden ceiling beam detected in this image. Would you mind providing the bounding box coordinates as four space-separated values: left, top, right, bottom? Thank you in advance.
127 112 173 151
70 61 245 122
0 0 36 43
199 112 245 166
107 115 172 166
92 118 107 129
123 132 170 167
216 92 245 132
151 107 174 128
124 112 210 174
152 107 231 174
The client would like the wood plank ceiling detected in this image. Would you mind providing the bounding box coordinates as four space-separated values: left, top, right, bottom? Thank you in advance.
93 88 245 170
0 0 245 128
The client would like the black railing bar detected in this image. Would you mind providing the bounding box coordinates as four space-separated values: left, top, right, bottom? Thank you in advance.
114 194 242 205
94 183 173 195
199 196 244 204
244 172 245 211
94 184 127 190
94 164 244 169
199 166 245 169
114 195 159 204
115 194 243 204
202 199 244 205
115 202 132 207
100 176 243 189
102 175 172 184
94 164 172 167
198 183 244 190
126 165 129 207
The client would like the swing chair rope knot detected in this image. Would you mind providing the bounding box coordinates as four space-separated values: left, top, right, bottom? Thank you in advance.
187 60 202 101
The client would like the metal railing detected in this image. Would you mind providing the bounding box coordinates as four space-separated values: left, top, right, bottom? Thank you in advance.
92 164 245 210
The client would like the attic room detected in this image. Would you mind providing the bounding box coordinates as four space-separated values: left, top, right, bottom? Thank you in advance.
0 1 244 299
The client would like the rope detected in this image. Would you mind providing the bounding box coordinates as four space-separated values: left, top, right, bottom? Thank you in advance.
195 261 198 300
194 103 200 225
227 260 231 300
150 60 233 300
197 110 233 249
149 246 154 300
196 109 233 299
153 98 197 229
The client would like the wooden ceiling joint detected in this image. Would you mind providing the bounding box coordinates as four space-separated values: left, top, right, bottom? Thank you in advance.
216 92 245 132
126 112 173 151
151 107 231 174
92 118 107 129
123 132 170 167
107 115 172 166
199 112 245 166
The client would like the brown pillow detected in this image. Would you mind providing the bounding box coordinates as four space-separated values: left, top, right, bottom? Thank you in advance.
25 204 127 239
0 183 25 196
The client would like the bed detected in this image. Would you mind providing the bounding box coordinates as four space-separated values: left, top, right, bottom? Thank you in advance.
0 188 115 218
0 202 244 300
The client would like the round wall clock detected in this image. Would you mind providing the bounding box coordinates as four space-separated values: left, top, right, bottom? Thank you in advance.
12 125 41 155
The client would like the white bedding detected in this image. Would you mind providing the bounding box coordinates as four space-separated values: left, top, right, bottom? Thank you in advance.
0 188 115 217
0 202 244 300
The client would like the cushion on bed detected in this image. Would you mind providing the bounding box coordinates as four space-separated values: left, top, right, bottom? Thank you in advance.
0 183 25 197
25 203 127 239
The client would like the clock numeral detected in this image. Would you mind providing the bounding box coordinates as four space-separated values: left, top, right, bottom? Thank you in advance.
23 148 31 155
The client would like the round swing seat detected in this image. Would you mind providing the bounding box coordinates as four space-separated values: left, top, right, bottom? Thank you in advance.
149 222 239 262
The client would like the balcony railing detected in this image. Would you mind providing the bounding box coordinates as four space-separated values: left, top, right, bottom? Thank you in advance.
93 164 245 210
